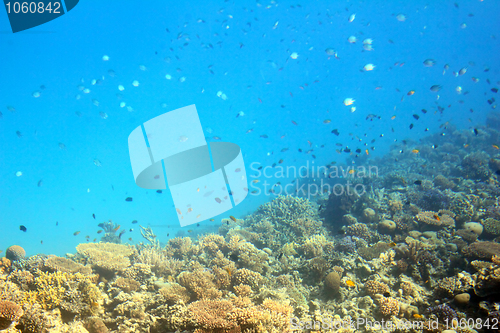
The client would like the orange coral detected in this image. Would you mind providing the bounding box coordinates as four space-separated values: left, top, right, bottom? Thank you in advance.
0 258 11 275
0 300 23 330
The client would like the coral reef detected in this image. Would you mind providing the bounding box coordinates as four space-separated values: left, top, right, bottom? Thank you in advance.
4 120 500 331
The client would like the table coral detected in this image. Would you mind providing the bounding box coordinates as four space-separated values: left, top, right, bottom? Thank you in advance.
416 210 455 227
44 256 92 275
76 242 136 273
462 241 500 260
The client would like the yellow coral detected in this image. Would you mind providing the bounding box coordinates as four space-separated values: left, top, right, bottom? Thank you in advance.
20 271 100 310
76 242 135 272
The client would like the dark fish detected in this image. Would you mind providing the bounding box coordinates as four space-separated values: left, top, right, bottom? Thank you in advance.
281 148 289 152
492 88 498 93
125 197 133 202
409 124 414 130
495 170 500 176
56 221 58 226
365 114 380 121
257 166 263 170
19 225 27 232
291 120 298 125
277 253 284 260
421 109 427 114
430 85 442 92
414 180 422 185
156 190 162 193
16 130 22 138
355 149 361 153
331 129 340 136
473 128 478 136
344 147 351 153
37 179 43 187
132 220 138 224
260 134 268 138
92 214 96 219
413 114 420 120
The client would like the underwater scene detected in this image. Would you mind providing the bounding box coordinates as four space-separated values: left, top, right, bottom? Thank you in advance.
1 0 500 332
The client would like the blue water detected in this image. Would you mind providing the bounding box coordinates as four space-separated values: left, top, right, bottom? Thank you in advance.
0 0 499 257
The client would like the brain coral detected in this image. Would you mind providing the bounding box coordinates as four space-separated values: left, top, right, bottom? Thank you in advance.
5 245 26 261
76 242 136 272
324 271 340 295
0 300 23 330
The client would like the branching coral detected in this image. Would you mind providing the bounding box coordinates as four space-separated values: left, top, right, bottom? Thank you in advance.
242 195 325 250
21 271 100 310
159 283 190 304
165 237 200 260
187 296 293 333
364 280 390 297
178 269 222 300
135 246 185 278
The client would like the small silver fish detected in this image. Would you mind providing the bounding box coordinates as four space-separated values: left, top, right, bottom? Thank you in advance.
93 159 102 167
